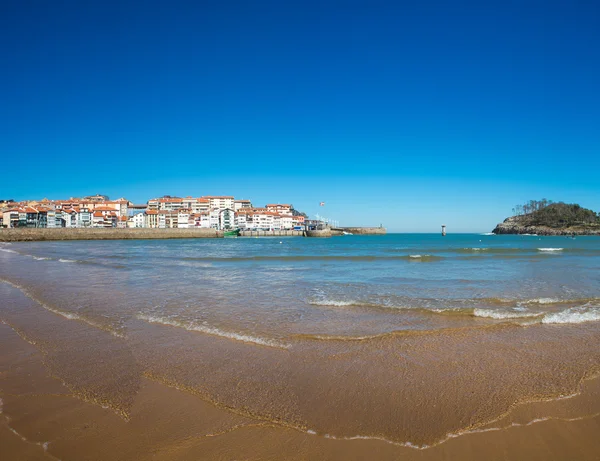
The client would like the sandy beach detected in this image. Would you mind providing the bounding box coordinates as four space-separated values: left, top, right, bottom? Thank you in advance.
2 317 600 461
1 236 600 460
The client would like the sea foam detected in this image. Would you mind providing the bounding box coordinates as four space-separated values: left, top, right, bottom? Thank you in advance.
541 308 600 324
137 314 290 349
473 309 543 320
537 248 563 252
309 299 356 307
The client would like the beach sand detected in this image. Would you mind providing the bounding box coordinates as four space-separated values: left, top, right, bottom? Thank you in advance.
2 310 600 461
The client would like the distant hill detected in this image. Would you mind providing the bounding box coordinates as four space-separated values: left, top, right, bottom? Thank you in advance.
493 202 600 235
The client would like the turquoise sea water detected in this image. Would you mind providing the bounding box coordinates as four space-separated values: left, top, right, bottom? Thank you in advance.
1 233 599 341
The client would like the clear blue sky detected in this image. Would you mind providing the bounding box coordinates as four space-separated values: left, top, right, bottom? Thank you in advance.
1 1 599 232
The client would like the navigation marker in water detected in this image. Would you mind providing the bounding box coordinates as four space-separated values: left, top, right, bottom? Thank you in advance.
442 225 447 236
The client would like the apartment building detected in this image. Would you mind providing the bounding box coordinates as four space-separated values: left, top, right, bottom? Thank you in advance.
202 196 235 210
265 204 293 216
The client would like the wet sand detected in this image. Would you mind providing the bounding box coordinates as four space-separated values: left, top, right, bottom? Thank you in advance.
2 284 600 460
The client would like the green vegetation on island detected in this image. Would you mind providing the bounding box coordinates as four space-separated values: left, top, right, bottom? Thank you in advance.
494 200 600 235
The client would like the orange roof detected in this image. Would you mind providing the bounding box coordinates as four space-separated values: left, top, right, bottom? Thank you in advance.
93 211 103 217
93 205 117 211
146 210 158 215
266 204 291 208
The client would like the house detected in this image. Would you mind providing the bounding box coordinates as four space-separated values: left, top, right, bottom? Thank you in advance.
234 199 252 211
219 208 235 230
266 204 292 216
209 209 220 229
145 210 159 228
46 210 65 228
280 215 294 230
177 210 190 228
130 212 146 228
147 196 184 212
2 209 21 228
193 212 211 228
202 196 235 210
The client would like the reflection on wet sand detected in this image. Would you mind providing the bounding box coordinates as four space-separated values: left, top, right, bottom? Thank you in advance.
2 282 600 460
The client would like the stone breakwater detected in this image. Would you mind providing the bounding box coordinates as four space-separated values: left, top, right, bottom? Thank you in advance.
0 228 222 242
339 227 387 235
493 217 600 236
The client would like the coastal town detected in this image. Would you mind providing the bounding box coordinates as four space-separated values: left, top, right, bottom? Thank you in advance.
0 194 309 231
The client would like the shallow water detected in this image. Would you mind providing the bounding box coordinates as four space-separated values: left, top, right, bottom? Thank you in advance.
1 234 599 455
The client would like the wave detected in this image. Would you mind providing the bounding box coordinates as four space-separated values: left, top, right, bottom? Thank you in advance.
0 278 125 337
541 308 600 324
181 255 445 262
521 298 561 305
480 233 496 236
308 299 357 307
408 254 439 261
538 248 563 252
58 258 77 263
473 309 544 320
137 314 290 349
0 248 18 253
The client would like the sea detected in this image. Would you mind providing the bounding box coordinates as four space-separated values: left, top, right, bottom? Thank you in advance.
1 233 600 454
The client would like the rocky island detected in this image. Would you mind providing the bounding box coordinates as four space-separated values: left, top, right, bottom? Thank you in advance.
493 200 600 236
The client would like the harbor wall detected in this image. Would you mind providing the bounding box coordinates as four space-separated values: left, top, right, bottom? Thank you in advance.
336 227 387 235
305 229 332 238
0 228 222 242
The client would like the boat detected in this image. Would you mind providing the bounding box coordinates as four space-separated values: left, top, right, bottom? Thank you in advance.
223 228 240 237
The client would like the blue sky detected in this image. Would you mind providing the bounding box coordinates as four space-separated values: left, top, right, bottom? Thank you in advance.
1 1 599 232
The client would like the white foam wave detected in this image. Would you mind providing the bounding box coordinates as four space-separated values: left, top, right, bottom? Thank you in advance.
409 254 423 258
538 248 563 252
473 309 543 320
464 248 488 251
137 314 290 349
58 259 77 263
523 298 561 305
542 308 600 324
480 233 496 236
309 299 356 307
0 248 17 253
33 256 50 261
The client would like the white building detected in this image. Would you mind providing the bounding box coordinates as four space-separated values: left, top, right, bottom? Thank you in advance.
130 212 146 228
202 196 235 210
266 204 292 216
234 199 252 211
194 212 211 228
209 209 220 229
219 208 235 230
